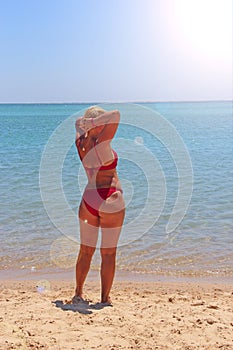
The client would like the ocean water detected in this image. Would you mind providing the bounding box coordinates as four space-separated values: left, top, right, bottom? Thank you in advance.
0 101 232 279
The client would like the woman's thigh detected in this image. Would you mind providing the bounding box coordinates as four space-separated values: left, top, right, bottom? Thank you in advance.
99 191 125 249
79 200 99 248
99 210 125 248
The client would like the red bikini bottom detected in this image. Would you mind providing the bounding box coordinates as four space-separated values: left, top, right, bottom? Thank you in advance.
83 187 119 217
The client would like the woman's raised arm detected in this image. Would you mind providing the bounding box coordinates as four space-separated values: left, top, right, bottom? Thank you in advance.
81 110 120 142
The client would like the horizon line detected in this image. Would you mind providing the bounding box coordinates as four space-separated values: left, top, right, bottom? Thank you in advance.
0 99 232 105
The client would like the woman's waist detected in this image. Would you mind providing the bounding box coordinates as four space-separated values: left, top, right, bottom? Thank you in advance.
86 174 120 189
85 183 122 191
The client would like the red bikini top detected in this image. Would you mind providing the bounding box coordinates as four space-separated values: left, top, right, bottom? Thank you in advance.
98 149 118 171
76 139 118 176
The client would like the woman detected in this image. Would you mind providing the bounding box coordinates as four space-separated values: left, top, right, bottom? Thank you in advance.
73 106 125 305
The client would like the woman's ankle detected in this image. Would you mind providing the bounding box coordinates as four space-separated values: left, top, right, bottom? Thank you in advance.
75 288 83 298
101 296 111 303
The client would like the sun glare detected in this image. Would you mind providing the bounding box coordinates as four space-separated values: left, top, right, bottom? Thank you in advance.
173 0 232 58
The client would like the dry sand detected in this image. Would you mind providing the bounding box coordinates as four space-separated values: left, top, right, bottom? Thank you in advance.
0 279 232 350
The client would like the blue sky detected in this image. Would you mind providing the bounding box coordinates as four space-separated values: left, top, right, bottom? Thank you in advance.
0 0 232 102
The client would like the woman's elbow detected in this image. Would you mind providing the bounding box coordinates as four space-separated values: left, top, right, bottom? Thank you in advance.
112 110 120 123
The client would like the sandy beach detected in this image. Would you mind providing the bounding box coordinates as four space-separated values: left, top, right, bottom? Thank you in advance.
0 279 232 350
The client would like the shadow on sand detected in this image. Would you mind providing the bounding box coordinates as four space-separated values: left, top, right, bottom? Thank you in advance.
53 300 113 315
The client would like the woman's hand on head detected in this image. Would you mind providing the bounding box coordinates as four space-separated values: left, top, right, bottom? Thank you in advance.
75 117 86 141
75 117 92 133
75 117 83 131
75 117 88 133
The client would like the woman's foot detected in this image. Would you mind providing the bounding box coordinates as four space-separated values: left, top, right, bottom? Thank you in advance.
90 299 113 310
101 297 113 306
71 295 89 305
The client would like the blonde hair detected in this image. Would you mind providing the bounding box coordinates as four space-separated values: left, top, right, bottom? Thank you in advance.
84 106 106 119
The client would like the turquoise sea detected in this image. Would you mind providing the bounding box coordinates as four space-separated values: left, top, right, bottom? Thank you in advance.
0 101 232 280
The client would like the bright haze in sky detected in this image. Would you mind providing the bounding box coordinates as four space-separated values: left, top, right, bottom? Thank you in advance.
0 0 232 103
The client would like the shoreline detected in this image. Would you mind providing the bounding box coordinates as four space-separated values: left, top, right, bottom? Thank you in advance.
1 268 233 285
